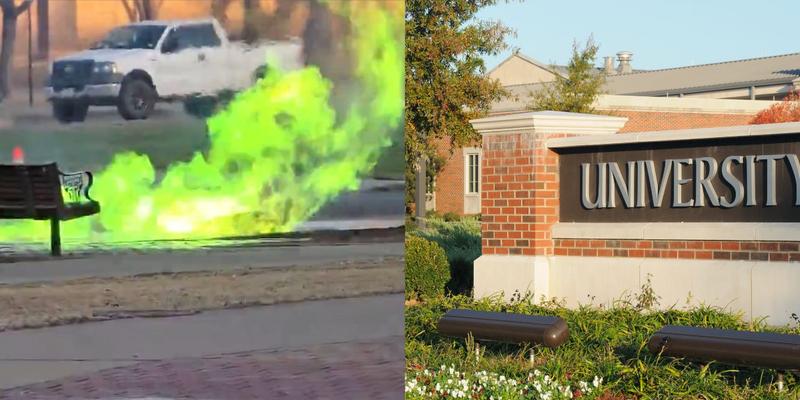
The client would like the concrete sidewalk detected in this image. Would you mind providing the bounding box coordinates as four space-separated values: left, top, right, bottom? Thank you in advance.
0 242 403 285
0 294 403 391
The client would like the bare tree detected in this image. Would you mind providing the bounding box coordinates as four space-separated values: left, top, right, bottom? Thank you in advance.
35 0 47 59
120 0 163 22
303 0 350 81
241 0 260 43
0 0 33 101
210 0 233 25
263 0 303 40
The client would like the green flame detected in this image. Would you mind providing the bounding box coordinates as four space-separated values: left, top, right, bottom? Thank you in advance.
0 2 402 244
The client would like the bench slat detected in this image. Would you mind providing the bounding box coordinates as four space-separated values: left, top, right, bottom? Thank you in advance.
648 325 800 370
438 309 569 348
0 163 100 256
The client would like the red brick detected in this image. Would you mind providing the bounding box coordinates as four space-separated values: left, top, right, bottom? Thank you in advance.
629 249 645 257
769 253 789 262
712 251 731 260
685 241 703 249
720 242 740 251
759 242 779 252
779 243 799 252
695 251 713 260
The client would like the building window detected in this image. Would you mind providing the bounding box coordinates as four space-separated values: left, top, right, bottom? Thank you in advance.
467 153 479 194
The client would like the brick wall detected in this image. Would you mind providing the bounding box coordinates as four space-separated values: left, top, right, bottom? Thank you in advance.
554 239 800 261
432 138 465 215
477 112 798 262
611 110 754 133
481 132 566 256
435 109 756 216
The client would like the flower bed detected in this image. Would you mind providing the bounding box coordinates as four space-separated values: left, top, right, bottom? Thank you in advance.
405 295 799 399
406 364 603 399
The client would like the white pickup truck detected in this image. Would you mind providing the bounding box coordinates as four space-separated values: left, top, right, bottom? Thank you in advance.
45 18 303 122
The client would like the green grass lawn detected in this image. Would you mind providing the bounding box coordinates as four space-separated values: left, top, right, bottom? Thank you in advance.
0 111 403 180
406 294 800 399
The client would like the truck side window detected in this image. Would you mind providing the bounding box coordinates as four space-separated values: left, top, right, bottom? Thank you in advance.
162 28 190 53
192 24 222 48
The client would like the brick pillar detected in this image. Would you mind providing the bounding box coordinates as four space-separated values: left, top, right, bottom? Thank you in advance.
470 112 628 301
482 132 559 256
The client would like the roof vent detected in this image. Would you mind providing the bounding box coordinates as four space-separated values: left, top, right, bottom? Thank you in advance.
616 51 633 74
604 56 616 75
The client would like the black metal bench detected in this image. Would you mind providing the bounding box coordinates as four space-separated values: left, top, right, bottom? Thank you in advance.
648 325 800 388
648 325 800 370
437 309 570 348
0 163 100 256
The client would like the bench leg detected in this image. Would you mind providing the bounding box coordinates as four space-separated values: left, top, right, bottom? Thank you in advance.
529 347 535 365
50 218 61 257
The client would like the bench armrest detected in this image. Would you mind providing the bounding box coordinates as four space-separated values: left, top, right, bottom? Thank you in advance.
59 170 96 204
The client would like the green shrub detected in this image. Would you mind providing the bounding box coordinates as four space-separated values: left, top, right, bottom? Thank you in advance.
405 295 800 399
405 235 450 300
442 211 460 221
418 216 481 295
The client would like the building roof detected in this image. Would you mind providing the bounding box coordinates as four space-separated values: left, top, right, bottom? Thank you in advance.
486 52 567 78
605 52 800 96
493 51 800 98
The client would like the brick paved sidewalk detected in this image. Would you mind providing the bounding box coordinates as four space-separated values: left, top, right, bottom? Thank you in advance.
1 337 403 400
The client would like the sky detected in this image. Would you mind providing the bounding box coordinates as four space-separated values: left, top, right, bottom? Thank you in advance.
476 0 800 71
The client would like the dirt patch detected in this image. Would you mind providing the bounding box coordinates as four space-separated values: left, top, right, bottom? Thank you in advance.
0 257 403 331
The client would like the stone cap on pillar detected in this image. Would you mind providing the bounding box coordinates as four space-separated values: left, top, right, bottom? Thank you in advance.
470 111 628 135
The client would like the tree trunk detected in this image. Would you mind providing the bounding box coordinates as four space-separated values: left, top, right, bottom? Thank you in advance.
303 0 350 81
0 12 18 101
141 0 157 20
35 0 47 60
242 0 259 43
263 0 302 40
210 0 231 25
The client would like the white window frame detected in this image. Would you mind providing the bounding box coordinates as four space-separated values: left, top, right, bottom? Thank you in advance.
463 147 481 214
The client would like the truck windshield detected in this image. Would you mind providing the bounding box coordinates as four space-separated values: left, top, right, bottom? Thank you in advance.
91 25 166 50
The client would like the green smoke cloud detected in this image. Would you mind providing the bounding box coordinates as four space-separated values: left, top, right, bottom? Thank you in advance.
0 2 403 244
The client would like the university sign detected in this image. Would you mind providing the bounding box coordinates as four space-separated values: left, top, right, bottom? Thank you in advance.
559 133 800 222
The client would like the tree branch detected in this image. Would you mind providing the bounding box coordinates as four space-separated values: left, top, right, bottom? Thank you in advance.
120 0 136 21
14 0 32 16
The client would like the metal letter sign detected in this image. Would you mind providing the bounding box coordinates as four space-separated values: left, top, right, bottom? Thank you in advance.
558 133 800 222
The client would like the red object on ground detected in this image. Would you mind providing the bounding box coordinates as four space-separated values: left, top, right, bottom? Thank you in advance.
11 146 24 164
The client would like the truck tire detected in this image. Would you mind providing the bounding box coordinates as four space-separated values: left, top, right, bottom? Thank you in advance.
253 65 267 83
52 100 89 124
117 78 156 120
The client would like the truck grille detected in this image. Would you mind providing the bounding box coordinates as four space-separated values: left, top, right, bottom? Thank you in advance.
50 60 94 90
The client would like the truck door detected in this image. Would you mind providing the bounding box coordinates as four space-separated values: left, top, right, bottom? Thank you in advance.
156 24 225 97
186 23 228 94
155 26 198 97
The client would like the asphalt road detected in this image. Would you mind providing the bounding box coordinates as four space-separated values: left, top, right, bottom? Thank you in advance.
0 294 404 392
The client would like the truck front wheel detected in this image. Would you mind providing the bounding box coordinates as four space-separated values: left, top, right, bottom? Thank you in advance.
52 100 89 124
117 78 156 120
